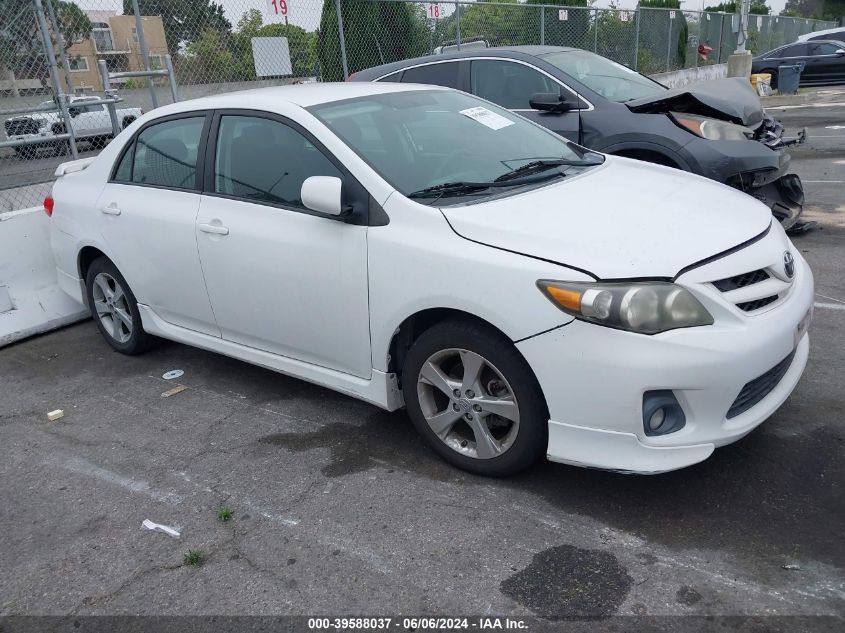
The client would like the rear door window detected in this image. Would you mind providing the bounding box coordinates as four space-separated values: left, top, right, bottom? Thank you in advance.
126 117 205 189
779 44 809 58
400 62 460 89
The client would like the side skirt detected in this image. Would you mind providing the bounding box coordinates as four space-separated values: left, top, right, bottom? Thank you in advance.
138 304 404 411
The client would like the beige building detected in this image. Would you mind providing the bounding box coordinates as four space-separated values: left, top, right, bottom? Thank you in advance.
61 11 169 93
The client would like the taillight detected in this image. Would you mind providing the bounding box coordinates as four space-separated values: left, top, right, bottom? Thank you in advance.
44 195 54 217
346 72 357 82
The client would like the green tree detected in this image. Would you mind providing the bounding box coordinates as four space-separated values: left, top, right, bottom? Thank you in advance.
1 0 91 86
637 0 688 72
704 1 770 14
229 9 317 79
317 0 429 81
123 0 231 54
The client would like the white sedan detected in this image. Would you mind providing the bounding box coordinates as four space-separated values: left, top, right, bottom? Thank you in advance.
48 83 814 476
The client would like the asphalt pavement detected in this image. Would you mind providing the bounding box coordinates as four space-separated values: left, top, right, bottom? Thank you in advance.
0 91 843 627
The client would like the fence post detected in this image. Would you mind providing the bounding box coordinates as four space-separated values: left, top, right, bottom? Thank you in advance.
634 9 640 70
593 9 599 53
164 54 179 102
716 13 724 64
335 0 349 79
99 61 121 138
666 10 672 71
456 3 462 50
45 0 73 92
130 0 158 108
33 0 78 160
540 6 544 46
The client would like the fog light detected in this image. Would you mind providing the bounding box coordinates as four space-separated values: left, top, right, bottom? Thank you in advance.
642 390 686 437
648 407 666 432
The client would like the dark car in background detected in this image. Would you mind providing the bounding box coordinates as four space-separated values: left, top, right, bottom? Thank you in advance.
351 46 806 230
751 40 845 88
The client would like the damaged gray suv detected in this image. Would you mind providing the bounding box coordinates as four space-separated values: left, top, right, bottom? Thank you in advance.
351 46 806 229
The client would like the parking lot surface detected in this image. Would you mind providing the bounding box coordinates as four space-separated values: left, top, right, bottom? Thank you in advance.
1 96 843 624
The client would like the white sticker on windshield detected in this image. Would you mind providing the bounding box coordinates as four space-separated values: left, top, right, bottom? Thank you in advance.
459 107 515 131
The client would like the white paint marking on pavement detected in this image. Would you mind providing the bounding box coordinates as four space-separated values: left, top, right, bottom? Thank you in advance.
769 101 845 110
814 302 845 311
803 180 845 183
816 293 845 304
57 456 183 504
824 125 845 130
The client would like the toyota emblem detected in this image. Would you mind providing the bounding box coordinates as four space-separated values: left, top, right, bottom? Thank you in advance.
783 251 795 279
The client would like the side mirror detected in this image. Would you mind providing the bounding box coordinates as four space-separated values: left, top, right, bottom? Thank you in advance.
529 92 576 113
68 107 80 118
301 175 346 216
836 49 845 56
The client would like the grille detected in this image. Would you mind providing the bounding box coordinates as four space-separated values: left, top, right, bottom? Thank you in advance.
712 269 769 292
727 351 796 419
736 295 779 312
4 118 39 136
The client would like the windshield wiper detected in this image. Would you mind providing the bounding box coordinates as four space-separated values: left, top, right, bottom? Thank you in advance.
494 157 603 182
407 181 497 199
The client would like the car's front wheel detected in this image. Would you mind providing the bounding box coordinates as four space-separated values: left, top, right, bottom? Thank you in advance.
402 319 548 476
85 257 156 355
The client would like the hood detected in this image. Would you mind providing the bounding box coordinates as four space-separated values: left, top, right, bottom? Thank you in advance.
626 77 764 127
441 157 772 280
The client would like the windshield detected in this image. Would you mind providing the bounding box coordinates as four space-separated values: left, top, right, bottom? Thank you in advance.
541 50 666 102
310 90 599 203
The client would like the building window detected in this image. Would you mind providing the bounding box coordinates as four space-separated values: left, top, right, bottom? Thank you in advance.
92 23 116 52
149 55 163 70
69 56 89 72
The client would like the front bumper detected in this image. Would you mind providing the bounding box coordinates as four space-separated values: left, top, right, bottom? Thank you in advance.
516 233 814 474
680 132 804 230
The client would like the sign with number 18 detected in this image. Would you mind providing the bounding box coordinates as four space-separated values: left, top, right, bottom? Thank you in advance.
428 3 441 19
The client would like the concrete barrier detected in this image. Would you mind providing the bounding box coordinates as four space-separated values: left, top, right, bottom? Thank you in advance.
0 206 88 348
650 63 728 88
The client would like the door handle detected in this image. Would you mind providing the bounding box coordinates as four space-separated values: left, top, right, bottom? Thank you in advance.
100 205 121 215
198 223 229 236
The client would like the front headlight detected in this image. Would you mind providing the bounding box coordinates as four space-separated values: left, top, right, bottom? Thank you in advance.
670 112 753 141
537 280 714 334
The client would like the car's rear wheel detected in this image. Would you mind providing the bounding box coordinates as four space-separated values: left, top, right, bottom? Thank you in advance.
85 257 156 355
402 319 548 476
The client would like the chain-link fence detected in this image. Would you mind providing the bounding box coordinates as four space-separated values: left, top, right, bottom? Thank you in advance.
1 0 836 213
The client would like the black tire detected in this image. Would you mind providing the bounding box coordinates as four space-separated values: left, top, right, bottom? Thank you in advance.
85 257 156 355
761 68 778 90
402 319 548 476
17 146 36 160
122 117 136 129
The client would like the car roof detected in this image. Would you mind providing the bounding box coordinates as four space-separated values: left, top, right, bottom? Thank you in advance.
758 39 845 57
142 82 447 118
351 45 580 80
797 27 845 41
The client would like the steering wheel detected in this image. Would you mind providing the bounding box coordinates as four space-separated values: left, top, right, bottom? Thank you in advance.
433 149 475 183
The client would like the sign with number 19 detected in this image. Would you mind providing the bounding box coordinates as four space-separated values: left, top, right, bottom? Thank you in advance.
267 0 288 16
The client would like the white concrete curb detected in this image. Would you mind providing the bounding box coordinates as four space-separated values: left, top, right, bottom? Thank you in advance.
650 63 728 88
0 206 88 348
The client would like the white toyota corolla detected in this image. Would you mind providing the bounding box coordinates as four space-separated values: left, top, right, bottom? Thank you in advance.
48 83 813 476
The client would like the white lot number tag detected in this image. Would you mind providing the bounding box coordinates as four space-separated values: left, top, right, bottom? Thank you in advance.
459 107 514 131
427 3 441 19
669 10 676 19
558 9 568 21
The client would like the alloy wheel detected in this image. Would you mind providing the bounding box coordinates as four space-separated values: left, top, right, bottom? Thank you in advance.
416 348 520 460
92 272 133 344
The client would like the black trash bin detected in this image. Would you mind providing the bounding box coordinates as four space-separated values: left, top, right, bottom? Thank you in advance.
778 63 804 94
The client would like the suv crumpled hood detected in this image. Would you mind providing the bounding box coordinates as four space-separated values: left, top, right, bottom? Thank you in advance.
626 77 764 127
441 158 772 280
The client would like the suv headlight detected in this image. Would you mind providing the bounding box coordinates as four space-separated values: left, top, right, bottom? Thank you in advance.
670 112 752 141
36 119 47 130
538 280 714 334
